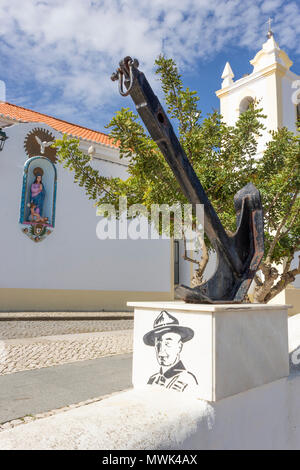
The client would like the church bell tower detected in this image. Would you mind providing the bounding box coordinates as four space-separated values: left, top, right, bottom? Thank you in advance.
216 24 299 155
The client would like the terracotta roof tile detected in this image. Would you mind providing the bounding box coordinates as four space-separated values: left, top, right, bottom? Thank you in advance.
0 101 119 148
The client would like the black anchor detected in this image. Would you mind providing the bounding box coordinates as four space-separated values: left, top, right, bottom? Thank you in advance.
111 57 264 303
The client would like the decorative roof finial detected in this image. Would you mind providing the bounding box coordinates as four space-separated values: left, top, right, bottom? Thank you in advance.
266 17 274 39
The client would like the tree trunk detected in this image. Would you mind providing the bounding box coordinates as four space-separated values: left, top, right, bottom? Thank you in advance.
182 234 209 287
253 256 300 303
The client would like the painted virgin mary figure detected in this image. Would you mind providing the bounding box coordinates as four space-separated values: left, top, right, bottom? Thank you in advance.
29 167 46 220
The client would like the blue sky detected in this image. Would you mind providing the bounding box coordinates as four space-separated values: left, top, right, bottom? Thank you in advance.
0 0 299 133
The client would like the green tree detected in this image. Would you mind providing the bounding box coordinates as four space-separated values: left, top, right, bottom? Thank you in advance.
55 56 300 303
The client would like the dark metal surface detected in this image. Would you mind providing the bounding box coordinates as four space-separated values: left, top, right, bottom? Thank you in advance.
111 57 264 303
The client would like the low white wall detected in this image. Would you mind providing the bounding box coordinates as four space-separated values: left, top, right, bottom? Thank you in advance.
0 376 299 450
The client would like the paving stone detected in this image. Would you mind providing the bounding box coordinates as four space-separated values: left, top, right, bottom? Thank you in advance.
0 319 133 340
0 330 133 375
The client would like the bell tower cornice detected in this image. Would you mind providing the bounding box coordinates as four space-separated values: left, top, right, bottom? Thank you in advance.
216 62 287 99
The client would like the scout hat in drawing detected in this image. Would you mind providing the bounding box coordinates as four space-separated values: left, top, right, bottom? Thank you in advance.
143 310 194 346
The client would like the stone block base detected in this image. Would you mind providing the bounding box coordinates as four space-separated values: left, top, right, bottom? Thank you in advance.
128 302 289 401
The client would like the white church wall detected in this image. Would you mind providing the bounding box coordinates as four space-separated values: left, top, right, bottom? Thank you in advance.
282 73 299 134
218 73 279 155
292 254 300 289
177 240 191 287
0 122 173 309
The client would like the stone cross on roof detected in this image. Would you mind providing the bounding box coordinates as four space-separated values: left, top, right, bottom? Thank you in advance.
266 17 273 38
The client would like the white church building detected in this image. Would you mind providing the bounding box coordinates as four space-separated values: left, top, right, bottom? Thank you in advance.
0 108 174 311
0 32 299 312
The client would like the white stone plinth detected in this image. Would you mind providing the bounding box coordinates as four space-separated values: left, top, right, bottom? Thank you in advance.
128 302 290 401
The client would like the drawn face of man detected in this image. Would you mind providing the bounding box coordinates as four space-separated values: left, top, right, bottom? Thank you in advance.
154 331 183 368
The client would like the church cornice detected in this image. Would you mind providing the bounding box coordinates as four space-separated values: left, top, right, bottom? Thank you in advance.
216 63 287 98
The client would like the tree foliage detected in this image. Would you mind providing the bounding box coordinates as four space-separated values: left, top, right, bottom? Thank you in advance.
55 56 300 303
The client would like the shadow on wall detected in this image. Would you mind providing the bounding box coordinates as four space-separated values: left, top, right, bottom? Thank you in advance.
290 346 300 373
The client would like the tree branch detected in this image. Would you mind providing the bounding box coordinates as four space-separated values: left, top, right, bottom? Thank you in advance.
264 164 298 218
266 190 299 264
264 255 300 303
191 234 209 287
182 236 199 265
253 262 279 303
254 274 263 286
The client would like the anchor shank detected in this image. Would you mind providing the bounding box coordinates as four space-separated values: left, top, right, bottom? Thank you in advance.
119 62 243 275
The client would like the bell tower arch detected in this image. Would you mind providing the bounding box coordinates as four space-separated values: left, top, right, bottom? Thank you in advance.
216 32 299 156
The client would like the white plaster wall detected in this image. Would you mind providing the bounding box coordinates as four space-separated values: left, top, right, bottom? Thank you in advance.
177 240 191 286
290 251 300 289
282 71 299 134
222 74 278 154
0 123 171 292
219 68 299 156
0 374 299 450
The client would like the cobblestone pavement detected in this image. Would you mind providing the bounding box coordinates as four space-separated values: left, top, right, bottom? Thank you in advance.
0 319 133 339
0 311 133 319
0 329 133 375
